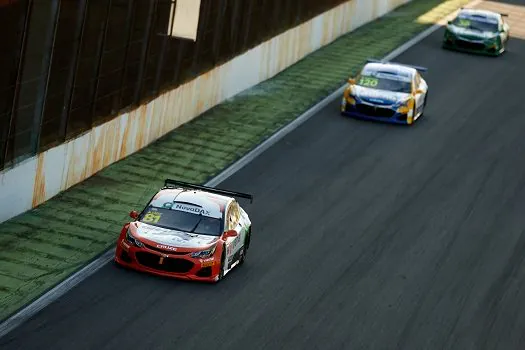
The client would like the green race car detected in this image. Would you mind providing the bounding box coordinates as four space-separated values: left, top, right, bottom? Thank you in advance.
443 8 510 56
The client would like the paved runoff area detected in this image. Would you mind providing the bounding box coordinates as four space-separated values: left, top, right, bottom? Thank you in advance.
0 0 503 335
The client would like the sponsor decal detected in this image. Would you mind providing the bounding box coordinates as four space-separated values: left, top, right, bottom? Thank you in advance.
226 234 240 256
358 76 379 87
143 209 162 224
163 202 173 209
157 244 177 251
174 203 211 216
367 98 387 104
361 93 396 105
200 258 215 267
121 240 130 251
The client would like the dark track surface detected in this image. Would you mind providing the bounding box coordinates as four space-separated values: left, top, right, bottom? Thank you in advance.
3 12 525 350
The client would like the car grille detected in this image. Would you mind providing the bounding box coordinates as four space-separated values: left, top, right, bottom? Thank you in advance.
120 251 132 263
356 104 396 118
397 114 408 122
456 39 485 51
196 267 212 277
135 252 194 273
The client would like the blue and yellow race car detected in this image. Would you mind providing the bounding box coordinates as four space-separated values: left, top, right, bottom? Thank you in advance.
341 59 429 125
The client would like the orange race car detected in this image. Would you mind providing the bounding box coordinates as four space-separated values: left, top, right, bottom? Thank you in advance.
114 179 253 283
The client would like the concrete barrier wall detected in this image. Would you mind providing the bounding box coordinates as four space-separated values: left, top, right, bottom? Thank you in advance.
0 0 411 224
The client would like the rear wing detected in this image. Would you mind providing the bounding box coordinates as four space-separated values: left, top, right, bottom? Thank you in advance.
366 58 428 73
163 179 253 203
459 7 509 17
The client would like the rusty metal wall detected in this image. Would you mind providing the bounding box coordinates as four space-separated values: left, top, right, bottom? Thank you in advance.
1 0 415 224
0 0 347 171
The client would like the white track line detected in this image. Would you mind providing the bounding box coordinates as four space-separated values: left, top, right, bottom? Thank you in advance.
0 1 479 339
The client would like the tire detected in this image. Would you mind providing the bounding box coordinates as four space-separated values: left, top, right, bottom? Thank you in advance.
420 93 428 118
239 228 251 265
408 105 417 125
217 250 226 282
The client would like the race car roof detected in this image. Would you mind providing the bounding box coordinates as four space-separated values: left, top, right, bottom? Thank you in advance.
149 188 231 219
458 8 500 23
361 62 415 81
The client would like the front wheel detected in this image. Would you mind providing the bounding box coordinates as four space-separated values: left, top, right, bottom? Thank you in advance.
420 93 428 118
217 251 227 282
239 228 251 265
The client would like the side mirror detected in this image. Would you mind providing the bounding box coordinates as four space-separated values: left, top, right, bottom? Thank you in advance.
223 229 238 238
129 210 139 219
348 78 356 84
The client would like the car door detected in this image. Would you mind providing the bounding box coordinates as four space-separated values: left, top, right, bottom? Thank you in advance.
224 202 243 265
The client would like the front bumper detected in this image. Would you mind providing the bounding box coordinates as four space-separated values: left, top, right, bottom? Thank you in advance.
442 35 502 56
341 98 410 125
114 238 221 283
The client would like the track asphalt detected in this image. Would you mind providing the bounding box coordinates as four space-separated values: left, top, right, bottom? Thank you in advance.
0 0 474 322
1 0 525 349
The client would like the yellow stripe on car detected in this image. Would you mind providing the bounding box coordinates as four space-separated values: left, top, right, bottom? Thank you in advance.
343 87 356 105
397 97 414 114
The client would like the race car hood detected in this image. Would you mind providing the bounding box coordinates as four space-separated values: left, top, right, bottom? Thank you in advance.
132 222 219 249
352 85 411 105
447 25 498 41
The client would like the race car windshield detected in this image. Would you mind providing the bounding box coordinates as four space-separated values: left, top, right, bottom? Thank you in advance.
139 206 222 236
452 17 498 32
357 75 412 94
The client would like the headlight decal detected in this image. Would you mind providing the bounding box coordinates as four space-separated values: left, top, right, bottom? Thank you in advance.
343 88 356 105
397 98 414 114
126 229 144 248
191 244 217 258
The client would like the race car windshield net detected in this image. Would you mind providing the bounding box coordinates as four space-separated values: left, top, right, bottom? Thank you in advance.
452 17 498 32
357 75 412 94
139 206 222 236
